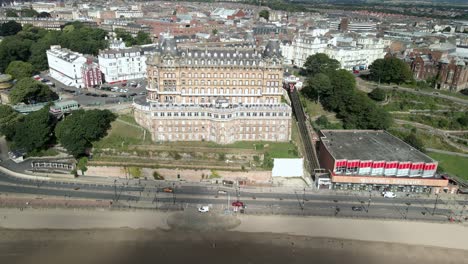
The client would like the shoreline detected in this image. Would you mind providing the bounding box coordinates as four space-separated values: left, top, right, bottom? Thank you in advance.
0 208 467 251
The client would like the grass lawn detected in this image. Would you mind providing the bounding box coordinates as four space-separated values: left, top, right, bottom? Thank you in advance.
427 151 468 180
94 119 152 149
94 113 300 160
298 93 338 122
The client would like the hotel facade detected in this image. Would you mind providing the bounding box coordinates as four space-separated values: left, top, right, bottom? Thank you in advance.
133 36 292 144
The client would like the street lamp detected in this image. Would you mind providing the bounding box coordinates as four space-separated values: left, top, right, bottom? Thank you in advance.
432 193 439 216
405 202 411 219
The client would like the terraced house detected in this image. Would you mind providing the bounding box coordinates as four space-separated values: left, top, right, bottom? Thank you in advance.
133 35 292 144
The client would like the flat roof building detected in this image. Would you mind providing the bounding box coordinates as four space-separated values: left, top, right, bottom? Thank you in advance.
317 130 450 193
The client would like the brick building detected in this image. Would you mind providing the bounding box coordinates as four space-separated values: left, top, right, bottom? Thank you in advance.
133 36 292 144
81 57 102 88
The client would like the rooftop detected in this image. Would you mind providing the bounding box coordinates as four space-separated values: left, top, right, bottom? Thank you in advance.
320 130 434 163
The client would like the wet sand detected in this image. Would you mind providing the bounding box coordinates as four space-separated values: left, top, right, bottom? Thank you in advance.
0 208 467 264
0 229 467 264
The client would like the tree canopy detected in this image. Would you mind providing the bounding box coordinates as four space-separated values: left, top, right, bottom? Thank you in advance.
9 78 58 104
5 61 34 80
0 21 22 36
0 104 23 141
259 10 269 21
37 12 51 18
368 87 386 101
20 9 39 18
5 9 18 17
114 29 152 47
301 53 392 130
369 57 413 84
55 109 116 157
12 106 56 153
302 73 331 102
0 22 108 72
302 53 340 77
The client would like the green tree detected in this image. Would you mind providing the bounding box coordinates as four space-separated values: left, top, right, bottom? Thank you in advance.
315 115 330 128
404 133 425 153
0 21 22 36
135 31 152 45
37 12 51 18
302 73 331 101
369 57 413 84
324 69 356 112
9 78 58 104
77 157 88 175
212 28 218 35
302 53 340 77
5 61 34 80
20 9 39 17
0 36 32 72
368 87 386 101
55 109 116 157
259 10 270 21
0 105 23 140
12 106 56 152
457 113 468 127
114 28 135 47
5 9 18 17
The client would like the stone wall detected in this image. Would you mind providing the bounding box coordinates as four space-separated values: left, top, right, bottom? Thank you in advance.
86 165 272 184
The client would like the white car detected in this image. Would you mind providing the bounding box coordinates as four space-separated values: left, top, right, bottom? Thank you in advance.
383 191 397 198
198 205 210 213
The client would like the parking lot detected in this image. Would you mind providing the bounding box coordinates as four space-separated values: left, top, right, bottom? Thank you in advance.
38 71 147 106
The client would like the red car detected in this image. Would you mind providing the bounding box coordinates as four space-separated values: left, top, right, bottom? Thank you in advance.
232 201 245 208
353 70 360 74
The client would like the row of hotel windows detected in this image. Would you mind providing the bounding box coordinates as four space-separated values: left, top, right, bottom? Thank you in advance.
177 80 281 87
162 73 280 79
183 59 275 66
155 120 285 126
151 111 290 118
157 126 285 133
184 52 259 59
177 88 281 94
156 133 285 141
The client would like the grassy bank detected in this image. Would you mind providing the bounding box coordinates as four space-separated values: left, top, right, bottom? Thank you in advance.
427 151 468 180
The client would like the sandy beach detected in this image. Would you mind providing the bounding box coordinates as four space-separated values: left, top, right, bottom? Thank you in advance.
0 208 467 264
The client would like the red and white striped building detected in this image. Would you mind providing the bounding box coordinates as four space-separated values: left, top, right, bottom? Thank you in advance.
317 130 449 193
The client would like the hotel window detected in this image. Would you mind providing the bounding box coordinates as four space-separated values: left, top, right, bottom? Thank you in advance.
239 80 242 86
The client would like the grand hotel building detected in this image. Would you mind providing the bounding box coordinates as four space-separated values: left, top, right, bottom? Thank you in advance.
133 36 292 144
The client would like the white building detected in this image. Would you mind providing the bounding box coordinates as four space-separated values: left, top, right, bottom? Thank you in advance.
281 34 387 70
115 9 144 18
348 22 377 32
281 35 328 66
47 45 87 88
98 45 157 84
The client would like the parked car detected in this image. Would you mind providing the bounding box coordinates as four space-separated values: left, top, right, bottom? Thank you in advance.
198 205 210 213
129 93 137 97
352 206 363 211
383 191 396 198
163 187 173 193
232 201 245 208
100 94 108 97
217 190 227 194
